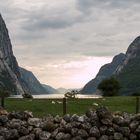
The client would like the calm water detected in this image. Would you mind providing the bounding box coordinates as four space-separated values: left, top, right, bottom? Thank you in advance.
10 94 101 99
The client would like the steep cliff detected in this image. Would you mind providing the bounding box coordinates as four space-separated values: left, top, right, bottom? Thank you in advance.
19 67 48 94
81 53 126 94
42 84 58 94
0 14 24 95
115 36 140 94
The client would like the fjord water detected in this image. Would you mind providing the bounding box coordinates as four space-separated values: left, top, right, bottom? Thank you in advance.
10 94 101 99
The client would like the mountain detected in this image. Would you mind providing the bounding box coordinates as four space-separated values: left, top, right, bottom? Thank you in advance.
19 67 48 94
0 13 51 95
42 84 59 94
57 88 81 94
57 88 69 94
81 53 126 94
0 14 25 95
115 36 140 95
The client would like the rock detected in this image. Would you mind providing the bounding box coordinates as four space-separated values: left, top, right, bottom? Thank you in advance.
0 107 139 140
28 125 33 132
18 134 35 140
118 127 130 137
86 109 94 118
51 129 59 138
0 136 4 140
63 133 71 140
33 128 42 138
60 119 66 127
39 131 51 140
0 128 19 139
113 115 124 126
54 115 62 123
112 123 119 131
77 129 88 138
129 121 139 131
114 132 123 140
8 119 24 129
78 116 85 123
71 128 78 136
80 122 91 131
0 115 8 123
71 136 84 140
96 107 112 119
136 125 140 133
108 135 114 140
63 114 71 122
106 127 114 136
87 137 96 140
101 118 112 126
23 111 33 119
129 133 137 140
8 112 25 120
131 113 140 121
18 126 29 135
99 135 109 140
65 123 73 133
89 126 100 138
28 118 42 127
100 126 107 135
71 114 79 122
55 132 65 140
41 121 56 132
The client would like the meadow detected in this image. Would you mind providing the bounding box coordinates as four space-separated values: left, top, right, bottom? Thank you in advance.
5 96 137 117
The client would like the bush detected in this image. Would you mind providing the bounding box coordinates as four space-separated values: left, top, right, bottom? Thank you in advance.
22 93 33 99
64 90 79 99
98 77 121 96
132 92 140 96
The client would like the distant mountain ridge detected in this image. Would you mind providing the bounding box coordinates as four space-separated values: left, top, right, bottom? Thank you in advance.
81 53 126 94
42 84 59 94
82 36 140 95
115 36 140 94
0 13 56 95
0 14 25 94
19 67 47 94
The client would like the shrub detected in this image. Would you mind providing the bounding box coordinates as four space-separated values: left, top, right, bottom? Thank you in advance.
22 93 33 99
132 92 140 96
98 77 121 96
64 90 79 99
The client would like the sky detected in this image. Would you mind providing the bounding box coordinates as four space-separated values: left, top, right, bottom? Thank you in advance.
1 0 140 88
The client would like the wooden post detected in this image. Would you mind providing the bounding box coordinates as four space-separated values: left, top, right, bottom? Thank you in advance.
63 97 66 115
136 96 139 114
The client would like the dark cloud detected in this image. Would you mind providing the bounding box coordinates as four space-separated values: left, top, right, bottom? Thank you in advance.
76 0 139 12
1 0 140 87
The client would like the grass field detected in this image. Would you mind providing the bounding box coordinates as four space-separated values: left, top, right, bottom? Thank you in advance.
4 96 138 117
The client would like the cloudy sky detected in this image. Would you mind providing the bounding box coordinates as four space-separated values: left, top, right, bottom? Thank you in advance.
1 0 140 88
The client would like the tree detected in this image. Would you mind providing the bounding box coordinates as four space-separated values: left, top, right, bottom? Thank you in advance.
64 90 79 99
132 92 140 96
98 77 121 96
0 87 10 108
22 93 33 99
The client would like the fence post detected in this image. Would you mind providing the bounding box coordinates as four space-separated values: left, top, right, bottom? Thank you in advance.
63 97 66 115
136 96 139 114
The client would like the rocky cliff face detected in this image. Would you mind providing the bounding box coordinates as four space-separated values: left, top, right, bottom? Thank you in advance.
19 67 48 94
42 84 58 94
81 53 126 94
82 36 140 95
115 36 140 94
0 14 24 94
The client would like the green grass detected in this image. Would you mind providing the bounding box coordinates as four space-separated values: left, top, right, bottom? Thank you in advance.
4 96 137 117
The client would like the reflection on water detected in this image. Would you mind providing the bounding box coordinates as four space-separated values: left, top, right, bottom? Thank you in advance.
10 94 101 99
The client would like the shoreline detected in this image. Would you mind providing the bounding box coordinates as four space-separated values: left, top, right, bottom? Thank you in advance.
9 94 102 99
